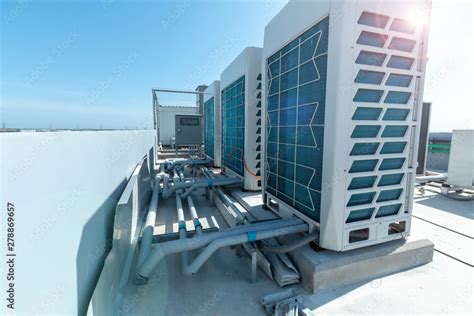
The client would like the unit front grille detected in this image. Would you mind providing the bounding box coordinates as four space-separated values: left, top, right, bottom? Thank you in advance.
264 16 329 222
222 76 245 176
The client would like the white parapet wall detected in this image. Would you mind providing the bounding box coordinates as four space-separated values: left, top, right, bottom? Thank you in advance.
0 130 154 315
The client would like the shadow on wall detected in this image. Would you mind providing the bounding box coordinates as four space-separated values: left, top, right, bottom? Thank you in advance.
84 153 154 315
76 178 128 316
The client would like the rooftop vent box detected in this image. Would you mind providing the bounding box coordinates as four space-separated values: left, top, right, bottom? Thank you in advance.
220 46 263 191
203 81 222 167
262 0 431 251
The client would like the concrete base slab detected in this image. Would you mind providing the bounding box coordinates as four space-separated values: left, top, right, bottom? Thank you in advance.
289 238 434 292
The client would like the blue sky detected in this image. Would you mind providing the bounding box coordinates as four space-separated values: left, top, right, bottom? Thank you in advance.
1 0 472 131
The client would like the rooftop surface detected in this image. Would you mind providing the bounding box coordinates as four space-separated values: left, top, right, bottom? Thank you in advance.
120 183 473 315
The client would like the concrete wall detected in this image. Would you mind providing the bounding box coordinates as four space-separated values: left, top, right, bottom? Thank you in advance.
0 130 154 315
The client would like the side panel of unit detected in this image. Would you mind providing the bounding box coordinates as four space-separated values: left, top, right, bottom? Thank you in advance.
323 0 432 251
416 102 431 175
204 81 222 167
220 47 262 191
243 47 263 191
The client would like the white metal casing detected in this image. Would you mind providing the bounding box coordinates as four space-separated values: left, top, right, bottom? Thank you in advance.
220 47 263 191
447 129 474 189
262 0 431 251
203 81 222 167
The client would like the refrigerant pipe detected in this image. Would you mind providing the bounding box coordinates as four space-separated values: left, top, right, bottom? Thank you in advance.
136 217 304 280
174 170 190 271
135 174 162 269
201 167 248 224
183 223 309 275
415 173 447 184
162 178 241 199
178 170 203 235
180 177 241 199
165 158 211 172
186 196 203 235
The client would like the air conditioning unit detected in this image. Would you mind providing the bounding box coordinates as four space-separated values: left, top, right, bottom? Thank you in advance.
262 0 431 251
220 47 263 191
203 81 222 167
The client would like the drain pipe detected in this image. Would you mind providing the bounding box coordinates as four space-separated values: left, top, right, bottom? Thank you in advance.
174 170 190 271
136 217 304 280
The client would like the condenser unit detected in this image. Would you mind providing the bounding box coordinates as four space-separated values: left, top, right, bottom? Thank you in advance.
262 0 431 251
220 47 263 191
203 81 222 167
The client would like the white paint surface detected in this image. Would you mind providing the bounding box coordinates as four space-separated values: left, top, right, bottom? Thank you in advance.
0 130 154 315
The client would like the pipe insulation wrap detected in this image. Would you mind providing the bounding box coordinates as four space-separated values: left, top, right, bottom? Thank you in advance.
183 223 309 275
180 178 241 199
135 175 162 269
137 217 304 278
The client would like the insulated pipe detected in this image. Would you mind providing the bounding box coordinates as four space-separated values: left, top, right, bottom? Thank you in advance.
162 180 195 199
415 174 448 184
162 178 240 199
186 195 203 235
180 178 241 199
201 168 248 224
163 174 170 192
179 170 204 235
216 186 247 223
136 217 304 279
174 171 190 271
183 223 309 275
166 158 211 172
135 175 162 269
